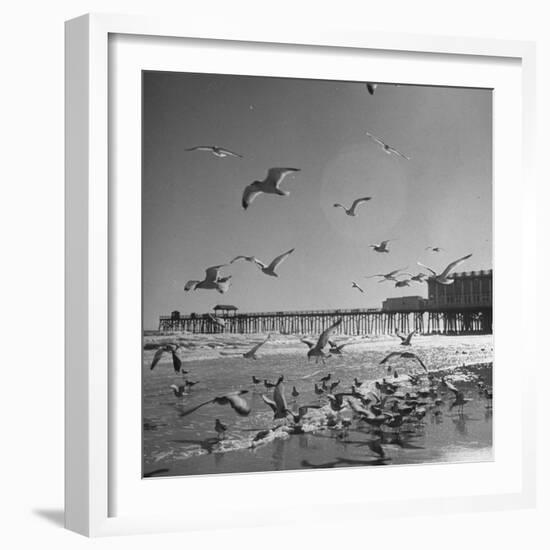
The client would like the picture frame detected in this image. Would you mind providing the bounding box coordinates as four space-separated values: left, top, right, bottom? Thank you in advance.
65 12 537 537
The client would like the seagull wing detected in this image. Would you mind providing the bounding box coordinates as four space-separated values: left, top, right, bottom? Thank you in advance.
261 394 277 413
178 398 215 417
273 383 288 414
315 318 343 350
184 280 200 291
417 262 437 276
349 197 372 215
265 167 300 190
204 264 228 283
230 255 255 264
395 330 406 342
380 351 402 365
267 248 295 272
440 254 473 278
150 348 166 370
387 146 411 160
366 132 386 147
333 203 346 210
388 267 407 277
411 354 428 372
217 147 243 158
242 182 262 210
404 331 415 345
300 338 316 349
185 146 214 152
246 334 271 355
170 349 183 372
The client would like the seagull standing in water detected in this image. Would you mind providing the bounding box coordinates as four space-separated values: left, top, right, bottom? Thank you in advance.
214 419 227 439
365 131 411 160
417 253 473 285
185 145 243 158
241 167 300 210
369 240 395 253
184 264 232 294
333 196 372 216
231 248 295 277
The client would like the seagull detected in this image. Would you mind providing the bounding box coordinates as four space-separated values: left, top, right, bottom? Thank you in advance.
169 384 188 398
231 248 295 277
314 383 325 395
404 272 429 282
252 375 262 384
208 314 226 328
307 319 342 364
380 351 428 372
150 344 183 372
394 278 411 288
241 167 300 210
185 145 243 158
365 82 378 95
333 197 372 216
184 264 232 294
443 378 472 413
417 254 473 285
395 330 415 346
368 240 395 253
214 419 227 439
328 341 350 355
261 376 289 419
351 281 365 293
264 379 276 388
319 373 332 383
291 386 300 397
365 267 405 281
425 246 445 252
365 131 411 160
184 380 200 389
286 404 322 424
179 390 251 417
353 378 363 387
243 334 271 359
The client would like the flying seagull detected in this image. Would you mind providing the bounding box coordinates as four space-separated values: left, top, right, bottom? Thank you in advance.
417 253 473 285
365 82 378 95
150 344 183 372
425 246 445 252
184 264 232 294
395 330 415 346
328 340 350 355
394 278 411 288
307 318 343 364
351 281 365 293
241 167 300 210
365 268 406 282
208 314 226 328
261 376 289 419
404 272 429 282
365 131 411 160
179 390 251 417
380 351 428 372
243 334 271 359
231 248 295 277
185 145 243 158
333 197 372 216
369 240 395 253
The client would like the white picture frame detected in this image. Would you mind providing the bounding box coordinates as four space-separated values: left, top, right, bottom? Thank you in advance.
65 12 537 537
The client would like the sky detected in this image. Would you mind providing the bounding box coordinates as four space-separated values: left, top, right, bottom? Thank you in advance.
142 72 492 330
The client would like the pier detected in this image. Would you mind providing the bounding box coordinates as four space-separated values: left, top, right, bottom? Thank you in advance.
158 306 492 336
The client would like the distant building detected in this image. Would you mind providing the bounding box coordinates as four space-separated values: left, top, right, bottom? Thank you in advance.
213 304 238 316
382 296 427 311
426 269 492 309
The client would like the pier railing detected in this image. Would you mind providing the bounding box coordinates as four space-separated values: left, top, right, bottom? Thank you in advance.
158 306 492 336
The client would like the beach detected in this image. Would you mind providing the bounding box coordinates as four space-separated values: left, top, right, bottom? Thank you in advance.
142 333 493 477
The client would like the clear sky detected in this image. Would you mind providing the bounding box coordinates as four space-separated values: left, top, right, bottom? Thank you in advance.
142 72 492 330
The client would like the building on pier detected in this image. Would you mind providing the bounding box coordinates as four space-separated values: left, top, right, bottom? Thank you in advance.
382 296 427 311
426 269 492 309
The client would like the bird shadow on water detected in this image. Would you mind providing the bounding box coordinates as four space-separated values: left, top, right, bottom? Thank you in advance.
33 509 65 528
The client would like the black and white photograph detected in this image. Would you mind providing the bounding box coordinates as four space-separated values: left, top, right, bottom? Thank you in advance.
142 71 493 478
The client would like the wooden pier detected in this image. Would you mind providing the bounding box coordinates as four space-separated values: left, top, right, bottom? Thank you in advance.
158 307 492 336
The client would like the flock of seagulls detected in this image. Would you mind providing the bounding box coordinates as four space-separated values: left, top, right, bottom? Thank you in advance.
181 80 475 306
145 80 491 468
